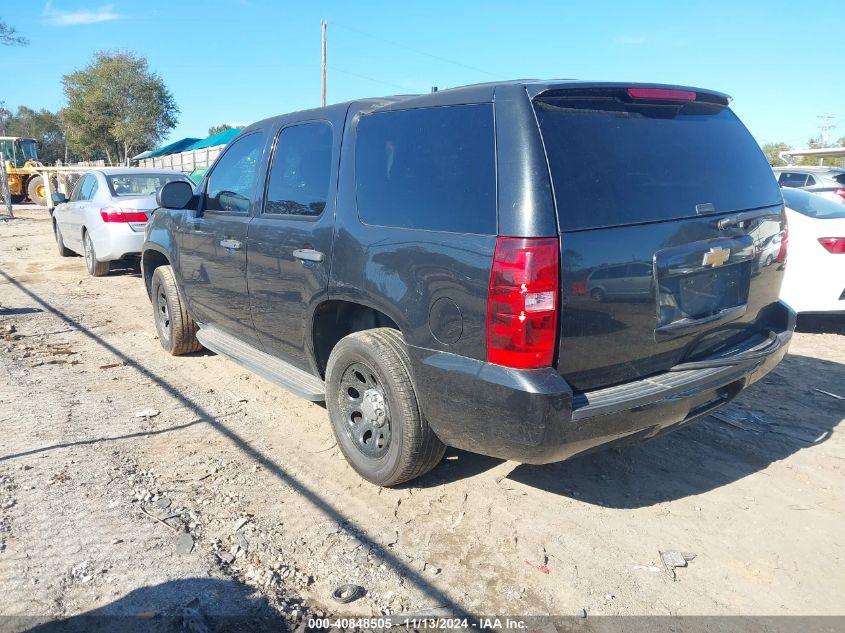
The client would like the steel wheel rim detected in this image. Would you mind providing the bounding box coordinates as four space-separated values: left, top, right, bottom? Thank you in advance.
84 234 95 271
156 287 171 342
35 184 45 199
339 362 391 458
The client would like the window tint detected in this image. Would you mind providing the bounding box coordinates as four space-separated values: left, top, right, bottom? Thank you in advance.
69 177 86 202
355 104 496 234
80 175 97 201
205 133 264 213
834 174 845 186
264 123 332 216
107 173 189 197
805 175 817 186
778 172 809 187
627 263 652 277
534 92 782 230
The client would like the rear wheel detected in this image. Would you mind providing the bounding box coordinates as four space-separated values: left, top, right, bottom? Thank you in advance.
54 222 73 257
83 231 110 277
326 328 446 486
590 287 606 302
150 265 202 355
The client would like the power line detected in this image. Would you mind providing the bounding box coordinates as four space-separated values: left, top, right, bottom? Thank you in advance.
332 21 497 78
326 65 409 92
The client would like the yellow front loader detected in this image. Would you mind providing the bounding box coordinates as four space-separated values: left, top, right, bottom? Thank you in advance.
0 136 51 205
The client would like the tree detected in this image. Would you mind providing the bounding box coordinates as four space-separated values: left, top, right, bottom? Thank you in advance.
61 51 178 165
208 123 234 136
5 106 74 164
0 101 12 135
797 136 843 167
762 142 791 166
0 18 28 46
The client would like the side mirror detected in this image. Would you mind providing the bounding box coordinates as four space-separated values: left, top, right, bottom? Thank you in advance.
51 192 67 204
157 180 194 210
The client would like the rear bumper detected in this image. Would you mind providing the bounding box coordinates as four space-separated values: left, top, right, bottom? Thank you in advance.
410 304 795 464
90 224 145 261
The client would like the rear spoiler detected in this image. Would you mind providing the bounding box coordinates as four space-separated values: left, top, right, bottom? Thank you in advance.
526 81 731 106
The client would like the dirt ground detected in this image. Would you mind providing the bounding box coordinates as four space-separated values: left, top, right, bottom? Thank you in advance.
1 206 844 627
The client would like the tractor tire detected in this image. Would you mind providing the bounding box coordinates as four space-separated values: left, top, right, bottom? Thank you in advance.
27 176 47 206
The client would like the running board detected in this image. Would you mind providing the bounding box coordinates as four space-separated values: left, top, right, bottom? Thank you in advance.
196 326 326 401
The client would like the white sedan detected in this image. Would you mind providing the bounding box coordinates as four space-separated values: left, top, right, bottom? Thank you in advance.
52 169 192 276
780 187 845 315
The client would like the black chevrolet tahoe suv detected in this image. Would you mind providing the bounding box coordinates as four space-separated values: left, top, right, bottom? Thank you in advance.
143 81 794 486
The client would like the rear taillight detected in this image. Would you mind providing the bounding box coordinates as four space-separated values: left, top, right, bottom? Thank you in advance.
100 207 148 223
626 87 696 101
818 237 845 254
487 237 559 369
834 189 845 201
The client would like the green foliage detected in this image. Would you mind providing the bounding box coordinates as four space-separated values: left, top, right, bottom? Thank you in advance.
796 136 843 167
3 106 74 164
208 123 234 136
61 51 178 165
0 19 28 46
762 142 791 166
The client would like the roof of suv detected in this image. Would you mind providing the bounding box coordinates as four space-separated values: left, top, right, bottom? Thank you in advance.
242 80 732 133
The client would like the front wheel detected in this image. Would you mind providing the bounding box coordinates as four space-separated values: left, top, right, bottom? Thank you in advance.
27 176 47 206
83 231 110 276
54 222 73 257
326 328 446 486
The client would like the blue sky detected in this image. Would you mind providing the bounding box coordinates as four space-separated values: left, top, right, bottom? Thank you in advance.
2 0 842 150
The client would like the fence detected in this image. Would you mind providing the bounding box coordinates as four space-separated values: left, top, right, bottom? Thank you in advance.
136 145 224 173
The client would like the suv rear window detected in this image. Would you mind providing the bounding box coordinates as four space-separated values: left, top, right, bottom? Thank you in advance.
355 104 496 234
534 90 782 231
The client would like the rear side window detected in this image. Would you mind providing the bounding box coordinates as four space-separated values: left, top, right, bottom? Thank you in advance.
355 104 496 234
834 174 845 186
778 172 809 187
534 91 782 231
264 122 332 217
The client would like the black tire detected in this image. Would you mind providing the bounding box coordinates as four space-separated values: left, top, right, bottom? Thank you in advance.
326 328 446 486
83 231 110 277
150 265 202 355
10 194 25 204
764 254 774 267
27 176 47 206
590 287 606 302
54 222 73 257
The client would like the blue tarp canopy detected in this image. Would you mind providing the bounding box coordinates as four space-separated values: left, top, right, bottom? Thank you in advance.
132 129 242 162
132 137 200 161
185 128 241 150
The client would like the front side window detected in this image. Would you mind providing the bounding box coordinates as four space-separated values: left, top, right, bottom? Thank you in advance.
79 175 97 201
264 122 333 216
205 133 264 213
355 104 496 234
69 176 86 202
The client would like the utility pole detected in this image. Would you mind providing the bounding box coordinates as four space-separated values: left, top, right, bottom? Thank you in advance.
321 20 327 108
817 114 835 147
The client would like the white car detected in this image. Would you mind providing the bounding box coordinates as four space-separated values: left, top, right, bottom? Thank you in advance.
780 187 845 315
52 169 192 276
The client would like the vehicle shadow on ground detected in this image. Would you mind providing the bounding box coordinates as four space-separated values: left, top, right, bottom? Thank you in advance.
505 352 844 508
0 268 465 617
18 577 288 633
796 314 845 335
107 260 142 278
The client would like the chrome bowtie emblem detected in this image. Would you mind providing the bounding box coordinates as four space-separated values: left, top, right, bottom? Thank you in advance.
702 246 731 267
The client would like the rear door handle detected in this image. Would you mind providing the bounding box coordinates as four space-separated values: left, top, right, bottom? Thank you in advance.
293 248 324 263
219 239 242 250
